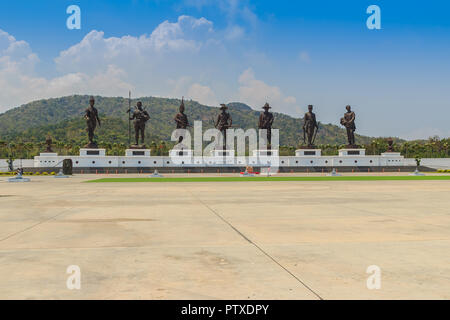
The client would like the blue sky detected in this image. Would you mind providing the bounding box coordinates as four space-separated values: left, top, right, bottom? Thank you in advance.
0 0 449 139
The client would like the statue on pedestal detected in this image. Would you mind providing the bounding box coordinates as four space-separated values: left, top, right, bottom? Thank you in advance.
302 105 318 148
174 98 190 145
340 105 356 147
45 136 53 152
259 103 274 149
129 101 150 148
386 138 394 152
215 104 232 150
84 96 101 148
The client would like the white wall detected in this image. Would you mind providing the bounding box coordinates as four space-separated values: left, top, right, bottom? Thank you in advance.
1 156 449 170
0 159 35 172
404 158 450 169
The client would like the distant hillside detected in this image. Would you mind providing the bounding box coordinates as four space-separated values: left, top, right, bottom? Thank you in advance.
0 95 380 146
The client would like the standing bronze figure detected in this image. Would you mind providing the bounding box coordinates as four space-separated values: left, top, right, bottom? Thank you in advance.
340 105 356 147
259 103 274 149
45 136 53 152
129 101 150 147
215 104 232 150
84 96 101 148
302 105 318 147
174 98 190 144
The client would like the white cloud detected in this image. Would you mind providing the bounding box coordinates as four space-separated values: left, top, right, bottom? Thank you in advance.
0 29 133 111
0 65 133 112
0 29 39 76
0 16 218 111
55 16 215 75
184 0 257 38
1 15 300 118
225 25 245 40
187 83 218 106
237 68 300 114
0 21 302 119
284 96 297 104
167 76 193 98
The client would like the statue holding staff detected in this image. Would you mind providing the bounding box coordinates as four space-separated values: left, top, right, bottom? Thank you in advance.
129 101 150 147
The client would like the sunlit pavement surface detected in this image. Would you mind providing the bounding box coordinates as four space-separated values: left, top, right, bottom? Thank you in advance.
0 174 449 299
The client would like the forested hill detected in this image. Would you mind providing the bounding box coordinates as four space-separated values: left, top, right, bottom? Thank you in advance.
0 95 377 146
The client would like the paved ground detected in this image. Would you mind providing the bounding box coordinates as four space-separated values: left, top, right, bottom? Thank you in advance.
0 173 449 299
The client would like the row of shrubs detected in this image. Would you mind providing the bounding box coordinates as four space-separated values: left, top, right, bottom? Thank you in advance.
0 171 57 176
437 169 450 173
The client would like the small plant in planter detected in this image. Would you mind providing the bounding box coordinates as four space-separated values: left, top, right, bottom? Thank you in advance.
414 156 421 168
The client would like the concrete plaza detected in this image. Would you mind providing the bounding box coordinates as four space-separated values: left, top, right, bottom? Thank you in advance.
0 174 449 299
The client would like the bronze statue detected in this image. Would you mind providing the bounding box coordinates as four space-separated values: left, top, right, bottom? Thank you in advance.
302 105 318 147
174 97 190 144
215 104 232 150
129 101 150 147
259 103 274 148
340 105 356 147
84 96 101 148
386 137 394 152
45 136 53 152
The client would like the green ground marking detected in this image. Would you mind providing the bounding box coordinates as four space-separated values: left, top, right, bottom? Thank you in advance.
87 176 450 183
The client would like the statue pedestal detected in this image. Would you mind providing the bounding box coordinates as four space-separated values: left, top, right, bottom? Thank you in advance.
168 149 193 166
207 150 235 166
79 148 106 156
295 149 321 157
54 169 69 178
212 150 235 157
84 142 99 149
381 152 402 157
410 168 425 176
125 149 151 157
380 152 404 166
252 150 279 157
338 148 366 156
35 152 60 168
149 169 164 178
252 150 279 167
129 145 147 150
327 168 341 177
39 152 58 157
8 173 30 182
169 149 193 157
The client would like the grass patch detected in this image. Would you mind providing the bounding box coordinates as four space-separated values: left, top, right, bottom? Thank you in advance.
87 176 450 183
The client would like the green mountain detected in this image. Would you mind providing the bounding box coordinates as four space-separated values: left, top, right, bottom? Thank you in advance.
0 95 379 147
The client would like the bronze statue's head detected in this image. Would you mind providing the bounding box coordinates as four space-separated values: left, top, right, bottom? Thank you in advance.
308 105 313 111
263 103 271 111
346 105 351 112
220 104 228 112
137 101 143 110
89 96 95 106
180 97 185 113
